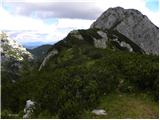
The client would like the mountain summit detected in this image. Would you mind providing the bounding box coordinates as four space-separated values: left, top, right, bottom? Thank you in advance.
1 7 159 119
91 7 159 55
39 7 159 70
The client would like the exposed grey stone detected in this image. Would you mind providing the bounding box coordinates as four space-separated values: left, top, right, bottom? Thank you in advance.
1 31 33 78
39 49 58 71
23 100 35 119
112 35 133 52
70 30 84 40
92 109 107 115
93 38 107 49
0 31 33 62
120 41 133 52
91 7 159 55
97 31 108 38
93 31 108 49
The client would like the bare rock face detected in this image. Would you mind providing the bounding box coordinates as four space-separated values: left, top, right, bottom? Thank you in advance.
0 31 33 63
39 49 58 71
23 100 35 119
1 31 33 81
91 7 159 55
70 30 84 40
93 31 108 49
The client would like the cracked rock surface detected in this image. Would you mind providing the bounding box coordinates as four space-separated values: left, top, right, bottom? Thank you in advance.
91 7 159 55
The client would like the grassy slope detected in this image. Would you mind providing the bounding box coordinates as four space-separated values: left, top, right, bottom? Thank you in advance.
82 92 159 119
37 47 158 118
1 29 159 119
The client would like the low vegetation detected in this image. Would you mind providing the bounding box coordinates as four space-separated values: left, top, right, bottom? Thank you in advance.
82 92 159 119
2 44 158 118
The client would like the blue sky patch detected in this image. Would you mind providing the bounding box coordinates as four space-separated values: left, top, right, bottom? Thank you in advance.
145 0 159 12
44 18 58 25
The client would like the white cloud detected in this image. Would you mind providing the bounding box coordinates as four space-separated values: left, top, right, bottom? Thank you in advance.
56 18 94 29
1 0 159 46
12 30 68 44
4 0 159 27
0 7 93 44
0 8 50 31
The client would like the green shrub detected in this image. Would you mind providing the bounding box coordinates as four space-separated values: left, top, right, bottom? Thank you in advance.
2 44 158 118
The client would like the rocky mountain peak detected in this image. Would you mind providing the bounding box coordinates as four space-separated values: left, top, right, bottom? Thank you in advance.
0 31 33 62
91 7 159 55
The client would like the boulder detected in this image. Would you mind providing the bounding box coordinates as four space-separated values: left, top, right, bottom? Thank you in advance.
92 109 107 115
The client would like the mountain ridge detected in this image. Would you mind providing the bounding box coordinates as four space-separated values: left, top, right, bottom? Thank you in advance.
28 44 52 61
1 7 159 119
91 7 159 55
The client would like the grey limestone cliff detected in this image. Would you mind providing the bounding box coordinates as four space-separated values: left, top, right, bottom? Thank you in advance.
91 7 159 55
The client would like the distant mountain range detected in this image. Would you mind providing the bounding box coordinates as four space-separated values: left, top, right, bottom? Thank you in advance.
27 44 52 61
23 42 53 49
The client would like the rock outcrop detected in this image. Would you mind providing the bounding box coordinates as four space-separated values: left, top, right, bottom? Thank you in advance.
39 7 159 71
1 31 33 63
92 109 107 116
39 49 58 71
93 30 108 49
23 100 35 119
1 31 33 82
91 7 159 55
70 30 84 40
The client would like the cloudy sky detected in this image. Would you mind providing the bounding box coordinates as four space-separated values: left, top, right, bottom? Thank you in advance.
0 0 159 47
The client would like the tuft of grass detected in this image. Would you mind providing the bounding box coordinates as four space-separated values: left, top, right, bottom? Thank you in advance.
81 92 159 119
